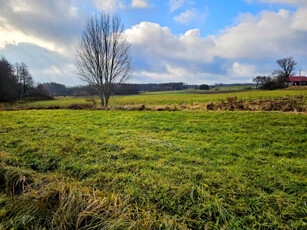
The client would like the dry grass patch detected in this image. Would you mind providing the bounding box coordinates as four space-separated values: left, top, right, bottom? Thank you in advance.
0 156 183 229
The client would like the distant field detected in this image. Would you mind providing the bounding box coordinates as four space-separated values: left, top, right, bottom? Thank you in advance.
139 85 255 95
200 84 254 92
111 89 306 106
0 110 306 229
3 88 306 108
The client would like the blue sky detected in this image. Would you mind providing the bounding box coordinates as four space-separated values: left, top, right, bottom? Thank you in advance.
121 0 293 35
0 0 307 85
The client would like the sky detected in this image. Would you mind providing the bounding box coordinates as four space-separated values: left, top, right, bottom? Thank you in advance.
0 0 307 86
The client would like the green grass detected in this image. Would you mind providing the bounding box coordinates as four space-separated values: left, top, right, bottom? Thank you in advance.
0 110 306 229
4 88 306 108
111 89 306 106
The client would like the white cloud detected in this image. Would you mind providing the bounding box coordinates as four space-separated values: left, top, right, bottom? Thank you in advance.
228 62 256 77
126 22 225 83
126 6 307 83
131 0 150 8
291 7 307 30
169 0 185 12
134 62 228 84
135 64 188 82
214 9 307 59
92 0 125 11
0 0 85 56
0 0 87 85
125 22 214 62
0 23 64 54
1 0 307 84
33 64 78 86
126 7 307 66
174 8 202 25
93 0 150 10
246 0 307 6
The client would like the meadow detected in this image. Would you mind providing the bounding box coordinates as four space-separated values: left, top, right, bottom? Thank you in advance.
0 89 306 229
3 88 307 108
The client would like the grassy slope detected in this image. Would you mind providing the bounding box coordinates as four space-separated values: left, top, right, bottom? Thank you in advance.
4 89 306 108
0 110 306 229
111 90 307 106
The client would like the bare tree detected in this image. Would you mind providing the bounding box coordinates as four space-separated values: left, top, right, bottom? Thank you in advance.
273 57 297 82
14 62 33 98
75 13 132 107
14 63 23 98
19 63 34 98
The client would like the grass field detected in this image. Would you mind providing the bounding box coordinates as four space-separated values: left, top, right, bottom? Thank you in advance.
0 109 306 229
3 88 306 108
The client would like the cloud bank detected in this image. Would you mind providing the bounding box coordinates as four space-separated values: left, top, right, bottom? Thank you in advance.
126 7 307 83
0 0 306 85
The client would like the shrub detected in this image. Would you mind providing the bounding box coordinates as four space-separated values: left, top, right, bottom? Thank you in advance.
199 84 210 90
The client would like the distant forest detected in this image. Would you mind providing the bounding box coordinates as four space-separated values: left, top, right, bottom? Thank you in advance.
42 82 255 97
0 56 50 102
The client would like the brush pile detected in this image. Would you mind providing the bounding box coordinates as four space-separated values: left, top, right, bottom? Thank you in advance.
206 95 306 112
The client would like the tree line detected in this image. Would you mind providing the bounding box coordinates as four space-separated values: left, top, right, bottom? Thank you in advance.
41 82 188 97
0 56 50 102
42 82 139 97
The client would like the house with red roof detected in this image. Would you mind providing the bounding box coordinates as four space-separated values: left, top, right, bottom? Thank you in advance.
286 76 307 86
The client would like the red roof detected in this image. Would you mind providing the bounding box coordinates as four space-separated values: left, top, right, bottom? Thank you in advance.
287 76 307 82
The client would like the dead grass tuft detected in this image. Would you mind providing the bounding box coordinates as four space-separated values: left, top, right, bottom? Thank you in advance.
0 160 184 229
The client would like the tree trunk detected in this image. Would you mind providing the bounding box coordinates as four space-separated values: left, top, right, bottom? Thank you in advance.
99 93 104 107
104 96 109 108
90 94 96 105
23 78 26 97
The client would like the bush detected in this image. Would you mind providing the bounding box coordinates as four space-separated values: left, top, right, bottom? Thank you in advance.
261 80 278 90
260 78 286 90
199 84 210 90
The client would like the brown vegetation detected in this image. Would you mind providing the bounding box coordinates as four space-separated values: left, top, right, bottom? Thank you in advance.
206 95 306 112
